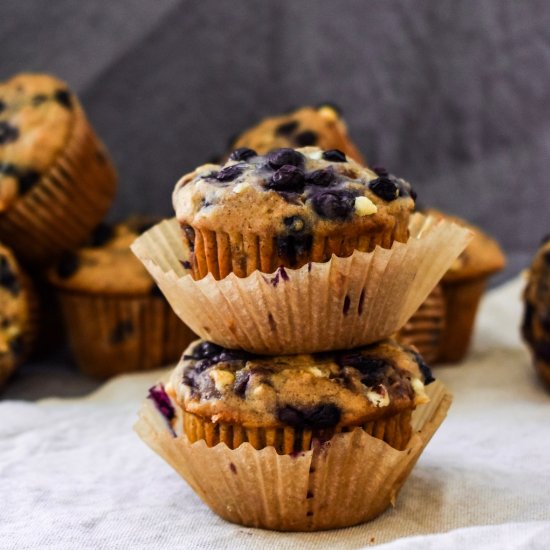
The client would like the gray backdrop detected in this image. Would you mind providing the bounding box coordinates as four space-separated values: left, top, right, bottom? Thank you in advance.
3 0 550 281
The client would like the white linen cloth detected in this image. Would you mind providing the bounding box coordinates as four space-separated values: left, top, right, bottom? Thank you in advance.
1 276 549 549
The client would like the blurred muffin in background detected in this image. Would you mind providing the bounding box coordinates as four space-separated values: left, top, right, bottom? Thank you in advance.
227 104 365 164
522 235 550 389
0 73 117 265
47 217 196 378
423 209 505 363
397 284 446 365
0 242 39 386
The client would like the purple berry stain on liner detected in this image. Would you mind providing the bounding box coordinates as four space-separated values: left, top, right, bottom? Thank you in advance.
180 260 192 270
358 289 365 315
229 463 237 474
268 266 290 287
343 295 351 315
147 384 176 436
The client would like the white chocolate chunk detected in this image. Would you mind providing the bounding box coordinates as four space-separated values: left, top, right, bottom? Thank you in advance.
354 196 378 216
412 377 429 404
366 384 390 407
210 369 235 391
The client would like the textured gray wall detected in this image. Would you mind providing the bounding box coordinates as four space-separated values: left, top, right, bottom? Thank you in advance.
2 0 550 281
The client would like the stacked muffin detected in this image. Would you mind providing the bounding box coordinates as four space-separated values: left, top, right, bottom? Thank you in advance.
133 146 470 530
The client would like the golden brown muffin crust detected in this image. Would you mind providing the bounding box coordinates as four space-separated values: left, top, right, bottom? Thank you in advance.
47 217 160 295
0 73 77 212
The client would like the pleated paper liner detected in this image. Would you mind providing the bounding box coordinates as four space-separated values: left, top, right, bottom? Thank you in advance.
57 292 196 379
0 104 117 265
397 284 446 364
135 380 451 531
131 213 472 354
183 409 412 453
189 214 410 280
438 277 488 363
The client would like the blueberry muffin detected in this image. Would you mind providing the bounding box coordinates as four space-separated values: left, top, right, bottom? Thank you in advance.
161 339 433 453
173 147 416 279
522 236 550 389
425 209 505 362
47 218 196 378
0 242 39 385
228 104 365 164
0 73 117 264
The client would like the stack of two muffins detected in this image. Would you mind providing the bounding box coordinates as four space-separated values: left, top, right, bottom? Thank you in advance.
133 147 471 531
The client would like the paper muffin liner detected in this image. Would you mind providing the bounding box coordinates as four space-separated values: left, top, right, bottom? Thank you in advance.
189 215 409 280
0 105 117 265
131 214 472 354
57 291 196 379
183 409 412 453
438 277 487 363
396 284 446 364
135 379 451 531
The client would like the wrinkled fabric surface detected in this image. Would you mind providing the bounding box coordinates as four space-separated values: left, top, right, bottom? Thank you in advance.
1 276 549 549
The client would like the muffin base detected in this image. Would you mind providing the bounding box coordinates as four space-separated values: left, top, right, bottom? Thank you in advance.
397 284 446 364
58 292 196 378
136 380 451 531
183 409 413 453
187 215 409 280
0 106 117 265
438 277 487 363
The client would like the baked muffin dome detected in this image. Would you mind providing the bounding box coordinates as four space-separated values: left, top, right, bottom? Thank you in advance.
166 339 433 452
48 217 159 294
228 104 365 164
173 147 416 279
0 73 117 264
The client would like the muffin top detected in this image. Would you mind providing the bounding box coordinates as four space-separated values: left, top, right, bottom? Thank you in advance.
169 339 433 429
0 73 80 212
0 242 34 377
522 236 550 374
173 147 415 238
425 209 505 282
47 217 162 295
228 104 365 164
